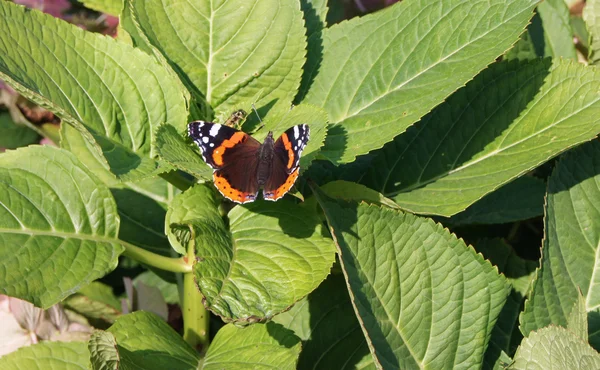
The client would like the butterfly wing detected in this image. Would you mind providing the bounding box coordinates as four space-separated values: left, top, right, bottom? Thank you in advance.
188 121 261 203
263 124 310 201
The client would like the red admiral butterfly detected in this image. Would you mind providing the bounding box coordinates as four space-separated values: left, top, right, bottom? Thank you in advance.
188 121 310 203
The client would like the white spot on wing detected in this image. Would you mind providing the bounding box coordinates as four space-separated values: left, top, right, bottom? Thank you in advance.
202 136 209 144
209 124 222 137
210 143 214 147
293 125 299 139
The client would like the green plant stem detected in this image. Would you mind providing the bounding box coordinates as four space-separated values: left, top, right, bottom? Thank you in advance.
182 240 209 351
159 170 195 191
121 242 191 273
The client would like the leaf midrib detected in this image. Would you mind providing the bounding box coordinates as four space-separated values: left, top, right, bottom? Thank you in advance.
0 228 123 246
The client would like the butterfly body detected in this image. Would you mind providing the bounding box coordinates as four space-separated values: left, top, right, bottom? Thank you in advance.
188 121 309 203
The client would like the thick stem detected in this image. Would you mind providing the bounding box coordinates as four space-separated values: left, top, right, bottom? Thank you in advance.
121 242 191 273
182 240 209 350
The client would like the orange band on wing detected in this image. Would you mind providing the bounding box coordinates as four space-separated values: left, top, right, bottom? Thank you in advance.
212 132 247 166
281 133 295 169
213 172 256 203
270 168 299 200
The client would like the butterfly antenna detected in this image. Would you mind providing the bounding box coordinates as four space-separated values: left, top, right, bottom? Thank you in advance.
251 103 262 123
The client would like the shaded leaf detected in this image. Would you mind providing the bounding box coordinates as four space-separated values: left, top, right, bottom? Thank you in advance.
520 140 600 349
314 189 509 369
132 271 179 305
303 0 538 163
0 112 38 149
202 322 301 370
476 239 537 370
274 274 375 370
447 176 546 226
62 282 122 324
0 146 124 308
362 59 600 216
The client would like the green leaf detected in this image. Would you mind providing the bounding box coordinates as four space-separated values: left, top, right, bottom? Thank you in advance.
166 184 221 255
475 239 537 370
155 125 213 181
107 311 199 370
568 291 588 342
510 326 600 369
447 176 546 226
520 140 600 348
79 0 123 16
585 0 600 65
0 146 124 308
0 341 90 369
129 0 306 118
303 180 402 214
314 191 509 369
0 112 38 149
362 59 600 216
63 282 122 323
111 185 171 256
202 322 301 370
89 331 119 370
190 196 335 322
537 0 578 60
0 1 188 181
303 0 538 164
274 274 376 370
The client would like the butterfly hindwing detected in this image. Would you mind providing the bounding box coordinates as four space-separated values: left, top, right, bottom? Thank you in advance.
189 121 310 203
263 124 309 201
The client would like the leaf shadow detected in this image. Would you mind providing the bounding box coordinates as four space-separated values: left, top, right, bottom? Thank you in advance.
295 2 324 104
265 321 302 349
321 124 348 165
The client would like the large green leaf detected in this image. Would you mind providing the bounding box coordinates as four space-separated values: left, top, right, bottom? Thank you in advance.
314 190 509 369
180 185 335 322
129 0 306 118
202 322 301 370
510 326 600 369
585 0 600 65
107 311 199 370
302 0 538 164
520 140 600 349
0 341 90 369
476 239 537 370
0 146 124 308
274 274 375 370
0 1 188 181
362 59 600 216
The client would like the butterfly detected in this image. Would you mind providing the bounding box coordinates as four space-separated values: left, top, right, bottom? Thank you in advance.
188 121 310 203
